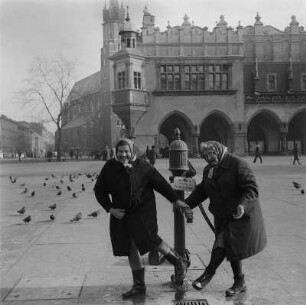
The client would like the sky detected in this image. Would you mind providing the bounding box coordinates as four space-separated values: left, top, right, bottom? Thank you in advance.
1 0 306 130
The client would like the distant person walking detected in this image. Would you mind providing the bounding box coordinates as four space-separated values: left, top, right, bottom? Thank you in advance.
293 143 301 165
253 144 262 163
145 145 150 158
147 145 157 166
17 150 22 162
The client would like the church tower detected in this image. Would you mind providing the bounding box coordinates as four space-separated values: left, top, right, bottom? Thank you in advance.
100 0 125 147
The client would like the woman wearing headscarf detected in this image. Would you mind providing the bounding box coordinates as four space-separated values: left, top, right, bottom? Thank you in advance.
176 141 267 297
94 138 189 298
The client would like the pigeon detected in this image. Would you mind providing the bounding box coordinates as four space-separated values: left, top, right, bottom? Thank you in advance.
43 182 47 187
22 188 28 194
56 190 62 196
293 181 301 189
70 212 82 222
67 186 71 191
45 177 49 180
55 185 61 190
81 184 86 191
51 174 56 178
19 183 26 187
72 192 78 198
48 203 57 210
50 213 55 220
11 177 17 183
17 206 26 214
60 179 64 184
88 210 101 217
301 189 305 194
23 215 31 223
31 190 35 197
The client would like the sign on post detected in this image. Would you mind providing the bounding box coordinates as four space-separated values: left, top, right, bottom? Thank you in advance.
173 177 196 192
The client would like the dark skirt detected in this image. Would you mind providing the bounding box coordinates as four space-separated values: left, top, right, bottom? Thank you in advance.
110 214 162 256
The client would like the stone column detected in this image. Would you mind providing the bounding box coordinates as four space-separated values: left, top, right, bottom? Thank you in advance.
280 123 288 154
191 125 200 157
232 122 246 156
280 132 288 154
302 134 306 155
232 132 246 156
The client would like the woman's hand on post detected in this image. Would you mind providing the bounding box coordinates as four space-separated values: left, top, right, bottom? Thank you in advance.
109 208 125 219
174 199 189 209
175 200 193 222
232 204 245 219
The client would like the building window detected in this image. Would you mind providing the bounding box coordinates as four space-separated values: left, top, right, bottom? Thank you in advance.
184 65 205 90
267 74 276 91
208 65 228 90
134 72 142 89
160 65 181 90
301 74 306 90
118 71 126 89
160 64 228 91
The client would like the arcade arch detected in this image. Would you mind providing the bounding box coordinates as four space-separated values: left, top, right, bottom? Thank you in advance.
287 109 306 154
158 111 194 156
199 112 233 150
247 110 281 154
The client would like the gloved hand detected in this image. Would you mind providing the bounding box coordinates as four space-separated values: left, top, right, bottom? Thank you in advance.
232 204 245 219
184 207 193 223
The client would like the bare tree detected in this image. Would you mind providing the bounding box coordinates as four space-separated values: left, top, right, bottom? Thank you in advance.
20 55 78 159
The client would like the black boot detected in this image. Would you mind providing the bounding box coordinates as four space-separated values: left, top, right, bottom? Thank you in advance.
164 249 187 283
122 268 146 299
192 270 214 290
225 275 247 297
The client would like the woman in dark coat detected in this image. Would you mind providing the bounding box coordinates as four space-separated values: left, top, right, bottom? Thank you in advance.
177 141 267 297
94 138 188 298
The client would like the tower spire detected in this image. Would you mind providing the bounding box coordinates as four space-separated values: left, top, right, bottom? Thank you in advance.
126 6 130 22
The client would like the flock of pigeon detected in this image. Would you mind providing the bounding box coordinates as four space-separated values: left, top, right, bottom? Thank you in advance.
292 181 305 194
9 172 102 224
8 174 304 225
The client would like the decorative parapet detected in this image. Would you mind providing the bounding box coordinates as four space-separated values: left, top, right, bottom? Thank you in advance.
245 93 306 103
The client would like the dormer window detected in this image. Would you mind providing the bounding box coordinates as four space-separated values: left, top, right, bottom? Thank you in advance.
267 74 276 91
301 74 306 90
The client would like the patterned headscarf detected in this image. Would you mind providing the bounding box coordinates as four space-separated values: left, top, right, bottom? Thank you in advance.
115 138 137 165
200 141 228 178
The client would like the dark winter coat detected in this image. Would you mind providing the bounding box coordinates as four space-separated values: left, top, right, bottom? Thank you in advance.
94 158 178 256
185 153 267 261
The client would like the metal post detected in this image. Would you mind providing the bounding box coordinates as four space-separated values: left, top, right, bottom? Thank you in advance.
173 189 185 257
168 128 192 289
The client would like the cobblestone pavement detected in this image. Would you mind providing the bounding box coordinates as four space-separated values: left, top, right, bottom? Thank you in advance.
0 156 305 304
